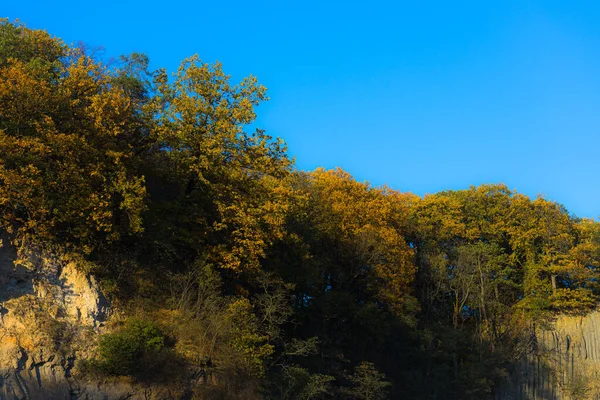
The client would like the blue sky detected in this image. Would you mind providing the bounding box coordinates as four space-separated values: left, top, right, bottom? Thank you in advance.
5 1 600 218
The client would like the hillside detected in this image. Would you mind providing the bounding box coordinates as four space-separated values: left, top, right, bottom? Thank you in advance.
1 20 600 399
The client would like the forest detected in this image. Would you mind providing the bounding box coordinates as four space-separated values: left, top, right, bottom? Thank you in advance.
1 19 600 399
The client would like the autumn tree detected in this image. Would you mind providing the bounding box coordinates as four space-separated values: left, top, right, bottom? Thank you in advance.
142 55 296 273
301 168 417 316
0 20 147 257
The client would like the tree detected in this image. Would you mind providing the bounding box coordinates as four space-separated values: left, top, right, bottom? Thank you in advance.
303 168 417 316
148 55 296 272
0 20 147 256
345 362 392 400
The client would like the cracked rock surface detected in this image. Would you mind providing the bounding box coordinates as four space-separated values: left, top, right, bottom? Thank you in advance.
0 234 183 400
496 311 600 400
0 232 106 399
0 234 172 400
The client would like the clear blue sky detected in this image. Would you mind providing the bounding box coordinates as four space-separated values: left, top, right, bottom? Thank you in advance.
6 1 600 218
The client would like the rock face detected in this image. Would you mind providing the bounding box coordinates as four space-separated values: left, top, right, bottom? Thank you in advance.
496 311 600 400
0 236 182 400
0 233 107 399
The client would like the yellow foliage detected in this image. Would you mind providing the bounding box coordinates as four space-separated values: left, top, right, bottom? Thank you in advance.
307 168 417 315
152 56 296 271
0 23 147 254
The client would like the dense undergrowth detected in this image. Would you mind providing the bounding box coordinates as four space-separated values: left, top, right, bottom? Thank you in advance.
1 19 599 399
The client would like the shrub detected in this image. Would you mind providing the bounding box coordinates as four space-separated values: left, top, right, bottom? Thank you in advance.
94 318 166 378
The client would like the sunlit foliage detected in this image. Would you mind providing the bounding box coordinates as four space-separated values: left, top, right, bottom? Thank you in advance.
2 19 600 400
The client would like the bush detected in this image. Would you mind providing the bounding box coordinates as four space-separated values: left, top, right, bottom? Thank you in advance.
93 318 167 379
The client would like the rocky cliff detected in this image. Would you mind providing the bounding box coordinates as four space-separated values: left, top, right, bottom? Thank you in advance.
496 311 600 400
0 236 179 400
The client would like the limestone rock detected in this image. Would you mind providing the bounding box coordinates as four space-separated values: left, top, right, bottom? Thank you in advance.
0 236 102 400
0 235 189 399
57 262 108 328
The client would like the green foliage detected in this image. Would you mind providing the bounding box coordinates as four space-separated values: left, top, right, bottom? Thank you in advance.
226 297 275 377
344 362 392 400
93 318 166 378
278 366 335 400
550 288 597 313
0 19 63 72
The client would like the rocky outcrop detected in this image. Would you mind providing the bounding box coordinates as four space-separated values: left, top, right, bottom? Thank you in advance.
496 311 600 400
0 236 182 400
0 234 105 399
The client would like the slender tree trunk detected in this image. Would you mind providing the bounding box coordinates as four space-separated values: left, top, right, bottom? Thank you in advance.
453 291 459 329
